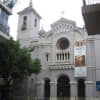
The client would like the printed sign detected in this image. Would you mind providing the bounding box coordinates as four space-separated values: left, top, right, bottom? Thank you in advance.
74 46 86 67
75 67 87 77
74 40 87 77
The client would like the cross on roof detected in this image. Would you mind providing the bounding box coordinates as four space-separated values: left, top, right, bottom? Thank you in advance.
61 10 65 18
29 0 33 7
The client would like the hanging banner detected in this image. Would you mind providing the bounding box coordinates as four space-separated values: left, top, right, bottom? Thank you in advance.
75 67 87 77
74 40 87 77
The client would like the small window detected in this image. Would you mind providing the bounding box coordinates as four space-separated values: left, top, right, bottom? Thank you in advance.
60 53 61 60
34 18 37 27
68 52 70 60
57 53 59 60
46 54 49 62
21 16 27 31
62 53 64 60
24 16 27 20
65 53 67 60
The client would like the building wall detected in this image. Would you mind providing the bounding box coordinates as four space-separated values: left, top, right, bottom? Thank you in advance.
0 1 11 41
17 4 99 99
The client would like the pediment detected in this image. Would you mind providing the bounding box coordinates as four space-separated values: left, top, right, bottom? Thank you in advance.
51 17 76 33
51 18 75 26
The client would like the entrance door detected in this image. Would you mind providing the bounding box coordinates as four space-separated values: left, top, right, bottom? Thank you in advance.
57 75 70 100
44 78 50 100
78 79 85 100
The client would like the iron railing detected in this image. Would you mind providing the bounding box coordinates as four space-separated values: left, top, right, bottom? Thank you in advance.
0 21 9 36
83 0 100 5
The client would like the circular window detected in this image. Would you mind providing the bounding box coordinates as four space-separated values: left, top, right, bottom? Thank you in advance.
57 38 69 50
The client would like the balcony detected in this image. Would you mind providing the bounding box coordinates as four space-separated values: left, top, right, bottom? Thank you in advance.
0 22 9 36
0 1 12 15
83 0 100 5
82 0 100 35
48 64 74 70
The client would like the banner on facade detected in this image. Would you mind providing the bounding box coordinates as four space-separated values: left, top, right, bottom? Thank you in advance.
74 40 87 77
75 67 87 77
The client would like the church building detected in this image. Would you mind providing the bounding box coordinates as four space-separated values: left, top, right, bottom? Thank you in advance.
17 0 98 100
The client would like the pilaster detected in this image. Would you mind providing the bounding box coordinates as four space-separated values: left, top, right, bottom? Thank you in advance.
36 80 44 99
70 81 77 100
50 80 57 100
85 81 96 97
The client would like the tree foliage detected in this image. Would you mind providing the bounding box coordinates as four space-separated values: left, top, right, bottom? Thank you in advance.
32 58 41 74
0 38 41 85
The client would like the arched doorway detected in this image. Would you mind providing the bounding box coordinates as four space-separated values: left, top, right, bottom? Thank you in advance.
44 78 50 100
78 79 85 100
57 75 70 100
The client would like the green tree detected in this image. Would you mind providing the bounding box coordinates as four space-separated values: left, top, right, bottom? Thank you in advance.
32 58 41 74
0 38 41 100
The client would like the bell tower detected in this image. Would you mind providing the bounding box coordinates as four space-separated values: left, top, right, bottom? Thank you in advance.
17 0 41 47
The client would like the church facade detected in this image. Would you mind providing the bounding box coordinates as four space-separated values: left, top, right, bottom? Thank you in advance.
17 1 99 100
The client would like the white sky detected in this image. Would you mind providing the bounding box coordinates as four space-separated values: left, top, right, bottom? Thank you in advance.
9 0 84 40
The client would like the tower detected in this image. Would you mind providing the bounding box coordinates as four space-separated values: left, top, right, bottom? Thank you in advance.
17 0 41 47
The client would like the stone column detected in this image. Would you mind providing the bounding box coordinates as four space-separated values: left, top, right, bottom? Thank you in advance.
36 80 44 99
85 81 96 100
70 81 77 100
50 80 57 100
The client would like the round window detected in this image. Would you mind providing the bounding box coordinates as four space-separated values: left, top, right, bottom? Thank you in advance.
57 38 69 50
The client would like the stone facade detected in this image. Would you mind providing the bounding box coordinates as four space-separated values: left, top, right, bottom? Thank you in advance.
17 1 100 100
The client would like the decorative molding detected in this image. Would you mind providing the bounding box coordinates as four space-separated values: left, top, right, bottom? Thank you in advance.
50 81 57 85
48 64 74 70
70 81 77 85
85 81 95 84
88 35 100 40
36 81 43 85
87 66 96 68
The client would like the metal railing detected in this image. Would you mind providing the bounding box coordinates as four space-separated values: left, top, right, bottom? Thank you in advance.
83 0 100 5
0 21 9 36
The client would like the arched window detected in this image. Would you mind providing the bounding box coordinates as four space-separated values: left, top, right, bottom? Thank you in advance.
57 53 59 60
22 16 27 31
57 75 70 99
78 79 85 100
46 54 49 62
34 18 37 27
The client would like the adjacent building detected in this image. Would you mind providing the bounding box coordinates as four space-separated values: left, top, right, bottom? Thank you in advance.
82 0 100 98
0 0 12 41
0 0 17 99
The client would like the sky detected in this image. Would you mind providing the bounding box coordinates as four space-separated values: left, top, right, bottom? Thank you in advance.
9 0 84 40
